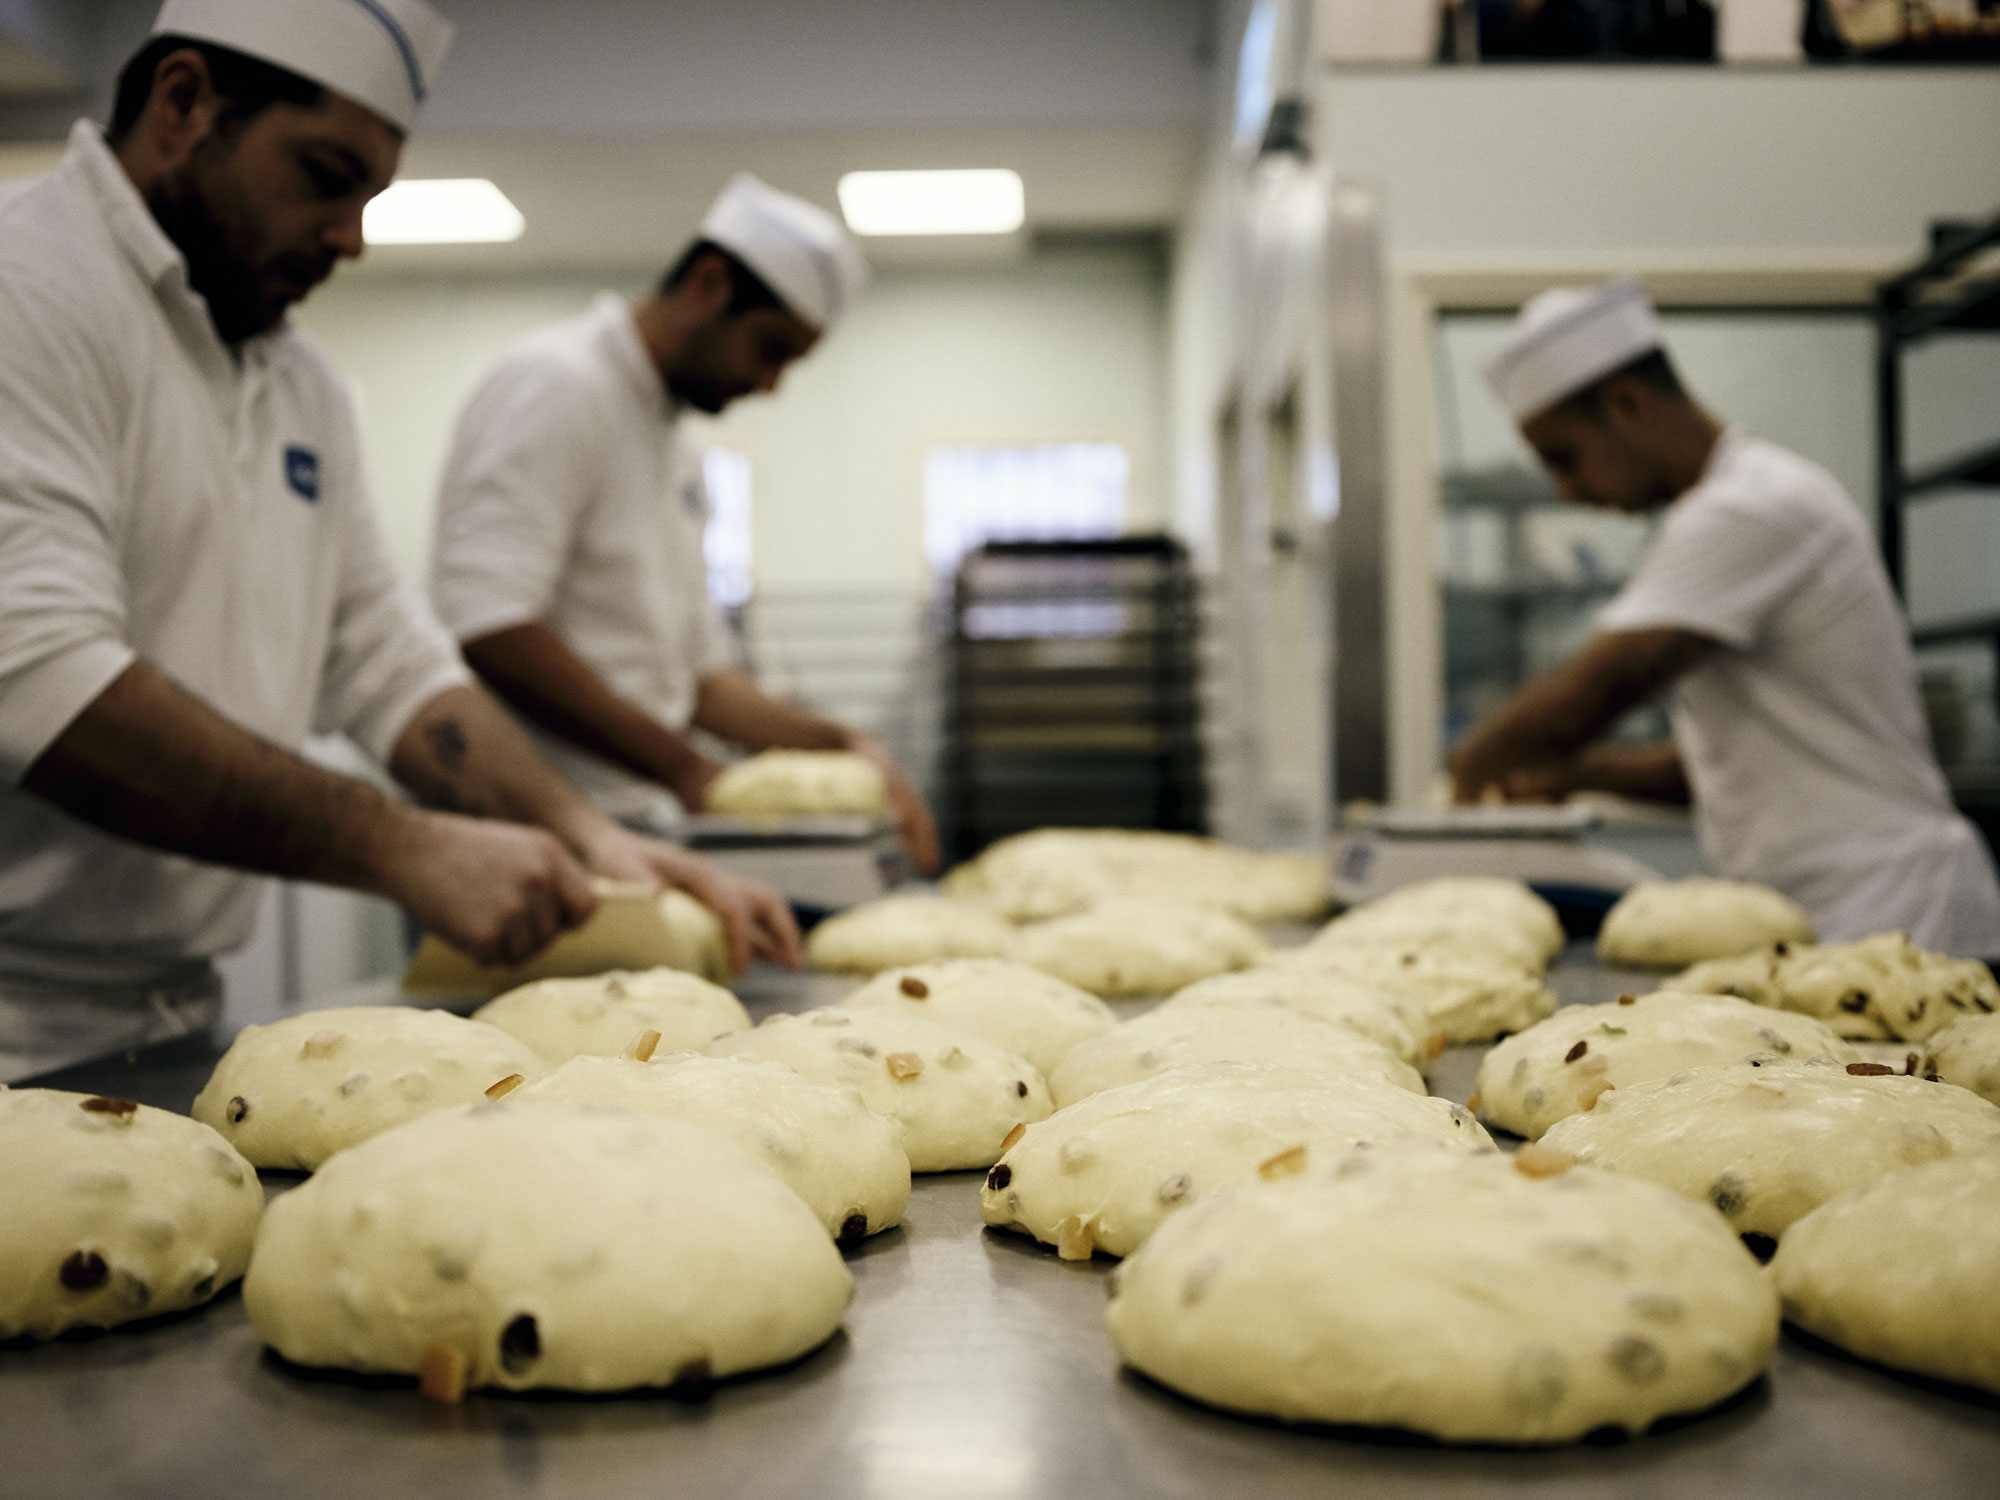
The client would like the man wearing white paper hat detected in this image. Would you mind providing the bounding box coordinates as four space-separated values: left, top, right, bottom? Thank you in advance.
429 174 943 873
0 2 799 1079
1452 280 2000 955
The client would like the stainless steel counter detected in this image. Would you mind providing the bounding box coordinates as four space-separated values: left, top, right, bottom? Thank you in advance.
6 949 1998 1500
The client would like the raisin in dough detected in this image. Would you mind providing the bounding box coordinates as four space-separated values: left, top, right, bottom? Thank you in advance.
1105 1147 1778 1444
981 1061 1490 1259
192 1007 545 1171
473 969 750 1063
0 1089 263 1341
1925 1012 2000 1106
1541 1058 2000 1242
705 749 888 817
706 1010 1050 1172
515 1052 909 1241
1048 1002 1424 1110
1598 879 1814 969
1774 1146 2000 1395
243 1100 850 1396
838 958 1115 1077
1672 932 2000 1043
1007 899 1267 998
1152 968 1435 1072
805 895 1013 975
1273 938 1557 1044
1477 992 1859 1140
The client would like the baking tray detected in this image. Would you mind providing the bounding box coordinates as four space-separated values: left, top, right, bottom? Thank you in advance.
5 953 1998 1500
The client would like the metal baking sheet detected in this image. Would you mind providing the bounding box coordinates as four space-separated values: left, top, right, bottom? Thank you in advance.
5 951 1998 1500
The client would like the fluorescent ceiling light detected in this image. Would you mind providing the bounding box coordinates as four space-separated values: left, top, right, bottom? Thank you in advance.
364 179 524 245
837 169 1024 237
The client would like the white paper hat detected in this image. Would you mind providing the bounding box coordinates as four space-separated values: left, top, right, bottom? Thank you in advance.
699 173 870 331
151 0 454 133
1484 279 1665 422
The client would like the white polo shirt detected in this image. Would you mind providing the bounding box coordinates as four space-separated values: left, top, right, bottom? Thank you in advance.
0 123 469 987
429 293 732 819
1598 430 2000 955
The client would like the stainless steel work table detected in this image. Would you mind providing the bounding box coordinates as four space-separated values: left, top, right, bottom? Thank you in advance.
6 949 1998 1500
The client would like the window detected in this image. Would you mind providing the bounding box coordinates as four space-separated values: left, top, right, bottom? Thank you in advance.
701 447 755 609
922 442 1129 577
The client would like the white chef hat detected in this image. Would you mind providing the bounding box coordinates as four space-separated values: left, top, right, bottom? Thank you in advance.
699 173 871 331
150 0 454 134
1484 279 1666 422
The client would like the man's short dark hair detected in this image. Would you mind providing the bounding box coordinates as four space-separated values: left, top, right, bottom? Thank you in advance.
106 35 326 148
1556 348 1687 421
660 239 783 318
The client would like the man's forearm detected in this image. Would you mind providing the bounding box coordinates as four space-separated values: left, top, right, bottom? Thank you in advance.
1574 741 1691 804
691 670 850 752
22 660 413 891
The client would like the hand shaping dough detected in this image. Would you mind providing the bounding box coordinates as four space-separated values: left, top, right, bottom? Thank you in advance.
243 1100 850 1397
705 750 888 817
1007 899 1267 997
981 1061 1490 1259
1476 992 1859 1139
1774 1147 2000 1396
1327 877 1566 968
0 1089 263 1341
473 969 750 1063
1541 1058 2000 1243
706 1009 1050 1172
1272 938 1557 1044
1152 968 1435 1072
837 958 1115 1077
1048 1003 1424 1109
192 1007 545 1171
1105 1147 1778 1444
953 828 1328 924
1672 932 2000 1043
1924 1011 2000 1106
1598 879 1814 969
514 1052 908 1241
805 895 1013 975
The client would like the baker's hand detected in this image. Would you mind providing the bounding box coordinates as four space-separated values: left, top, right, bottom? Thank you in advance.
666 752 725 815
385 811 599 966
1496 760 1581 804
849 733 942 875
573 822 803 974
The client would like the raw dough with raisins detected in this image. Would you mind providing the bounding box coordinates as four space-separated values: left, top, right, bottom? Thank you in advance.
838 958 1114 1076
474 968 749 1062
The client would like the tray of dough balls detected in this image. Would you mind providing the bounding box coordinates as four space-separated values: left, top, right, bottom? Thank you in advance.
5 842 1999 1500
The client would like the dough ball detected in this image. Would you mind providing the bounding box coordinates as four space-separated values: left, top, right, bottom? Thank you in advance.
1271 938 1557 1044
1330 877 1565 968
0 1089 263 1341
838 958 1115 1077
959 828 1328 923
1476 992 1858 1139
1774 1147 2000 1395
705 750 888 817
1673 932 2000 1043
1007 899 1267 997
473 968 750 1063
1153 967 1436 1072
1048 1003 1425 1109
981 1061 1490 1259
192 1007 545 1171
243 1100 849 1396
1542 1058 2000 1243
514 1052 908 1242
805 895 1012 975
1105 1147 1778 1444
1598 879 1814 969
1924 1011 2000 1106
705 1010 1050 1172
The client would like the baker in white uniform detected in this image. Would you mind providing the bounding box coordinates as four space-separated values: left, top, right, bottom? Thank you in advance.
0 0 799 1080
1451 280 2000 956
428 175 942 873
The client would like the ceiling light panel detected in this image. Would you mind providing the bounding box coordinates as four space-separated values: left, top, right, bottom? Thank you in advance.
364 179 525 245
837 169 1025 237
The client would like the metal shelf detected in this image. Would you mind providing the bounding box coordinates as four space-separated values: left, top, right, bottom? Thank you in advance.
1904 438 2000 498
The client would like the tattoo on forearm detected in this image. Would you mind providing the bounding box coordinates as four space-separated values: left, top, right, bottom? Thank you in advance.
416 716 484 817
426 717 470 771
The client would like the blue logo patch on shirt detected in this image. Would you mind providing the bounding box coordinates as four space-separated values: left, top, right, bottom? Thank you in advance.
284 445 321 502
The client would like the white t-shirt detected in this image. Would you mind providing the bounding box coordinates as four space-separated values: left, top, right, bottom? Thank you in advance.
429 294 732 819
1598 429 2000 955
0 124 469 987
